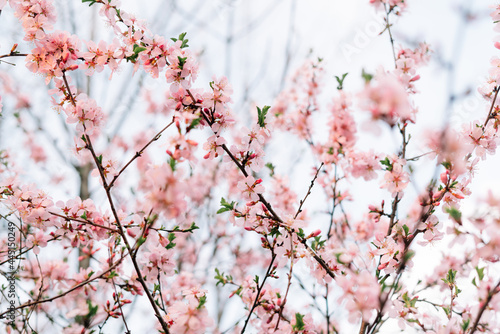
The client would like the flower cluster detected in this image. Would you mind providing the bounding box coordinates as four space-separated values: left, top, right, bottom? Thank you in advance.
9 0 57 41
25 31 80 84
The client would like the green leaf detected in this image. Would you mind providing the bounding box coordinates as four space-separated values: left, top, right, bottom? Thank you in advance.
214 268 232 286
461 319 470 331
335 72 348 90
402 224 410 236
403 250 415 262
442 306 451 318
441 161 452 170
269 225 282 237
125 44 146 63
166 233 177 249
97 154 103 164
402 291 411 305
257 105 271 128
168 157 177 171
253 275 259 285
476 266 485 281
171 32 190 48
188 222 199 233
265 162 275 177
80 211 88 220
82 0 98 6
311 236 326 251
87 300 98 317
442 269 457 285
136 236 146 247
362 69 373 83
214 268 223 286
197 295 207 309
380 157 393 171
187 117 202 131
293 313 305 331
133 44 147 54
445 207 462 225
177 56 188 69
217 197 236 214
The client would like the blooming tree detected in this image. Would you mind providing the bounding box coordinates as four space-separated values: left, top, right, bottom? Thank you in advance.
0 0 500 333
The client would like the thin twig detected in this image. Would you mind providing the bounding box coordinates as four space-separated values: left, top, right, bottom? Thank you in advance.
294 163 324 220
241 251 277 334
107 117 175 189
469 280 500 334
49 211 120 233
62 72 171 334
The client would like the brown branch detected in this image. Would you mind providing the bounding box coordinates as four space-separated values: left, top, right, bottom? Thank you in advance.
241 251 277 334
49 211 120 233
483 86 499 128
469 280 500 334
383 4 397 66
274 231 295 331
0 254 125 318
62 72 171 333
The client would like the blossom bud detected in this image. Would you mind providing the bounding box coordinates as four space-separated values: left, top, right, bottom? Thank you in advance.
310 229 321 238
440 171 448 184
66 64 79 71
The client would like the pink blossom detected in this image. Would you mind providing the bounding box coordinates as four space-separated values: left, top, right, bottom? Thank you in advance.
25 230 49 254
237 175 264 202
63 93 104 135
361 73 412 126
203 135 225 159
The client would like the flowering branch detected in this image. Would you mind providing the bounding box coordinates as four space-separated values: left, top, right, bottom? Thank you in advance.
61 72 171 333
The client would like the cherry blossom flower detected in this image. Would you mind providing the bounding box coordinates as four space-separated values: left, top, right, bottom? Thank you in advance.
203 135 225 159
361 72 413 126
237 175 264 202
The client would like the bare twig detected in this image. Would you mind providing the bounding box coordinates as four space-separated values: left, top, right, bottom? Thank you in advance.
107 117 175 189
241 251 277 334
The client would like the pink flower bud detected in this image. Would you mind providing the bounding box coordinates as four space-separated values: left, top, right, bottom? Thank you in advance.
440 171 448 184
410 75 420 82
66 64 79 71
311 229 321 237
